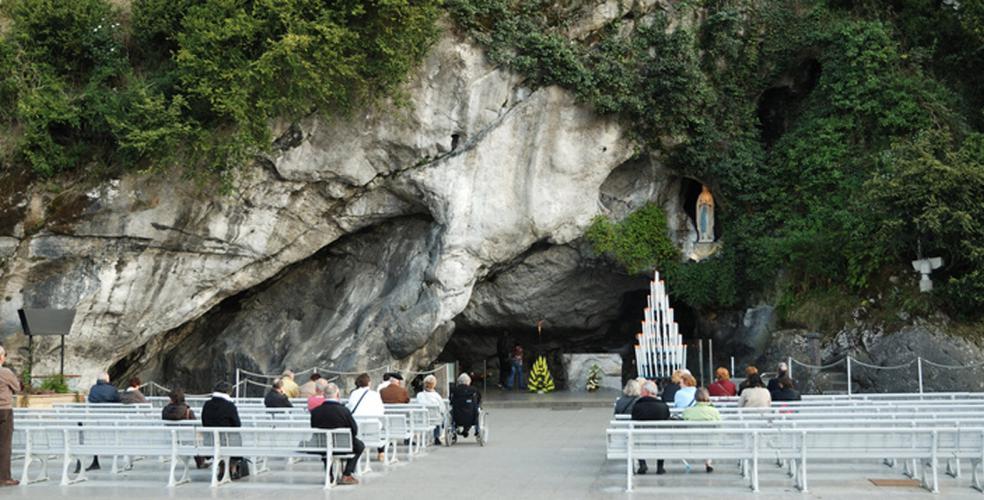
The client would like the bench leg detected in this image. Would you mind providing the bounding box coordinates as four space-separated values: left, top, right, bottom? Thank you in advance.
751 457 759 492
972 459 983 492
61 454 86 486
947 458 962 479
210 453 230 487
625 455 632 492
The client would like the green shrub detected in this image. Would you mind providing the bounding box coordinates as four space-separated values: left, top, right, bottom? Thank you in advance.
586 203 678 275
0 0 442 179
40 374 69 394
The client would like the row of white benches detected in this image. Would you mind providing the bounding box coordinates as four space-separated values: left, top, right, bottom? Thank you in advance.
13 404 449 488
607 424 984 493
15 425 351 488
606 400 984 492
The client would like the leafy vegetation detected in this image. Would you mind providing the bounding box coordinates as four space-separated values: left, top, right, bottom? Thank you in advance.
448 0 984 319
39 374 70 394
0 0 442 182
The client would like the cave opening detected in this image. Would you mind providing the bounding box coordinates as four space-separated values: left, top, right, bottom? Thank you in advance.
438 281 704 390
757 58 822 147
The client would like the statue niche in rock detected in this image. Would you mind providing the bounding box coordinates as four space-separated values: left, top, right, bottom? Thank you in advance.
696 185 715 243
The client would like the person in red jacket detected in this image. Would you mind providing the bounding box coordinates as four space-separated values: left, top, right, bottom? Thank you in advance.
707 367 737 397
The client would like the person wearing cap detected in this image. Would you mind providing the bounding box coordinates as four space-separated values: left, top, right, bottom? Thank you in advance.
379 373 410 404
0 346 20 486
202 381 247 480
376 372 393 392
767 362 789 394
280 370 300 398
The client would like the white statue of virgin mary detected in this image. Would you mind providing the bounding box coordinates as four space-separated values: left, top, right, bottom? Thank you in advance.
696 185 714 243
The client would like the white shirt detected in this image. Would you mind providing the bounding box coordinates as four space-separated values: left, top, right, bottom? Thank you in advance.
415 389 446 414
347 387 385 417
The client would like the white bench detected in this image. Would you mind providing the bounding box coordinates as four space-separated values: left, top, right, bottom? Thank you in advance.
13 425 347 489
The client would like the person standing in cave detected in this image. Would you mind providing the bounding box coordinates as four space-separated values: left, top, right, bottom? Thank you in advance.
504 343 526 390
497 332 511 389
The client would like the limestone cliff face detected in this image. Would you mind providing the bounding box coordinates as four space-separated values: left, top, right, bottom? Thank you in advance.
0 30 690 389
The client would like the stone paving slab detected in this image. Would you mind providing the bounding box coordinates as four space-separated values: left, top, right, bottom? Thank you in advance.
4 406 984 499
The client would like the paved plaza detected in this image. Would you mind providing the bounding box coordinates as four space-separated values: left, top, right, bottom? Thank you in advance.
3 405 983 499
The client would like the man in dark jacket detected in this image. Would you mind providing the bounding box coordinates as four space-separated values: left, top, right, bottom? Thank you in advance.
263 379 293 408
201 382 245 480
631 380 670 475
82 372 120 470
310 383 362 486
88 372 120 403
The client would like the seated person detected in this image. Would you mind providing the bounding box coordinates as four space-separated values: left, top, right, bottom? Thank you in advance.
673 373 698 409
162 389 208 469
707 367 737 397
415 374 447 444
770 377 802 402
738 373 772 408
83 372 120 471
632 380 669 475
379 373 410 404
310 383 363 486
307 384 327 411
299 373 322 399
120 376 147 404
202 381 247 480
264 378 293 408
614 379 641 415
449 373 482 440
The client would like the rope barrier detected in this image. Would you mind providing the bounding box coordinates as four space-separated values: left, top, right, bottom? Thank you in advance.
849 358 916 370
922 358 984 369
789 358 846 370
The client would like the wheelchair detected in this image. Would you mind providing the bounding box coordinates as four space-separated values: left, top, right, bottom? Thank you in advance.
445 389 488 447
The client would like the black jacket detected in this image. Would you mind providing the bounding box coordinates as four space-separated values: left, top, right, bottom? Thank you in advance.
631 396 671 421
310 400 358 436
264 390 293 408
450 384 481 425
771 387 802 402
201 396 241 427
660 383 680 403
767 372 787 393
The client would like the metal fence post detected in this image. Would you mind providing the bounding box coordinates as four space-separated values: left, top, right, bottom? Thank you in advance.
846 357 852 396
730 356 735 379
234 368 241 399
698 339 705 387
918 357 924 394
787 356 793 380
708 338 714 384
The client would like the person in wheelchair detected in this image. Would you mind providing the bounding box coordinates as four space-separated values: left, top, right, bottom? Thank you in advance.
449 373 482 440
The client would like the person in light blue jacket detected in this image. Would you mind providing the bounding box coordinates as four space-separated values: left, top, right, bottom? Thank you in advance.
673 373 698 409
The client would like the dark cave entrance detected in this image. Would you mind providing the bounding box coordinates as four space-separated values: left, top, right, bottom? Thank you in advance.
757 58 822 148
438 284 703 390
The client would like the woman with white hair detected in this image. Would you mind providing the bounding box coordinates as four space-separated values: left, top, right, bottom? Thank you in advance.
415 374 447 444
449 373 482 442
614 379 641 415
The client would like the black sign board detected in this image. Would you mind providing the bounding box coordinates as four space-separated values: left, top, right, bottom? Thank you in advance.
17 308 75 378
